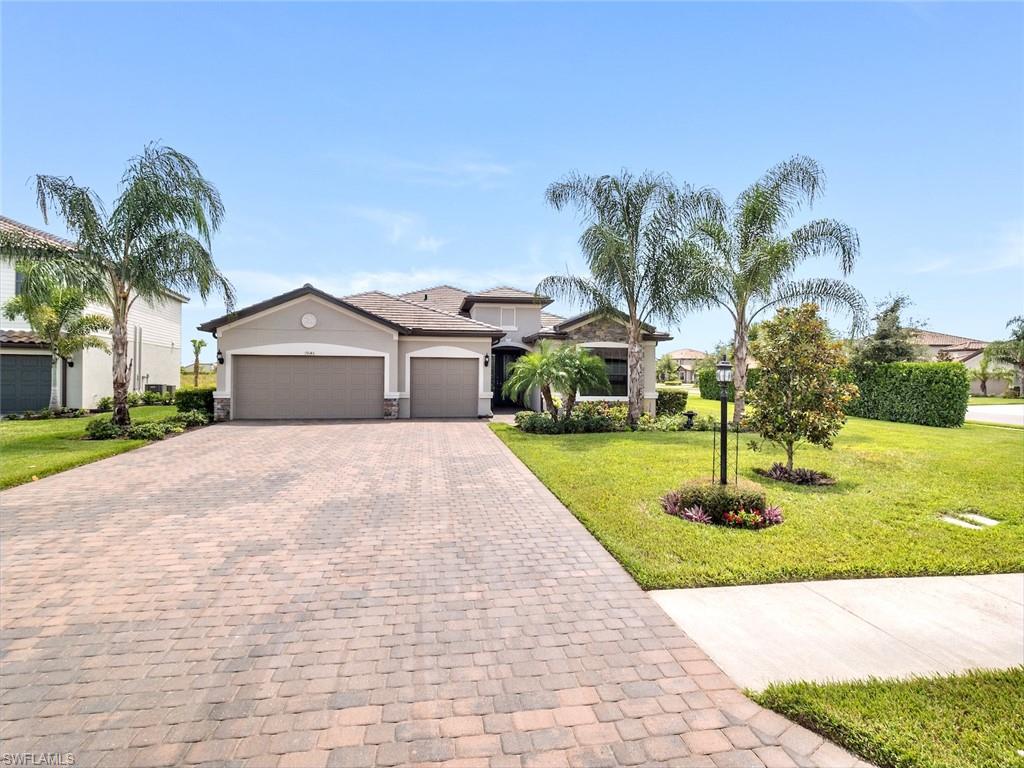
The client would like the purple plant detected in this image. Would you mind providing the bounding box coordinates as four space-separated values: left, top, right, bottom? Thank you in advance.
681 505 713 525
761 505 784 526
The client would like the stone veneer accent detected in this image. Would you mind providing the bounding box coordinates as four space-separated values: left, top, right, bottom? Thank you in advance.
384 397 399 419
213 396 231 422
564 316 629 343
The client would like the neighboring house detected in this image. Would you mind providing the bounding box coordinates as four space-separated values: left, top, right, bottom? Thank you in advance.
0 215 186 413
911 329 1013 395
181 362 217 374
666 348 708 383
198 283 671 421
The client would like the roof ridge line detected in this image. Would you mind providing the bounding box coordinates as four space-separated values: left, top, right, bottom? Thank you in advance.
383 291 502 330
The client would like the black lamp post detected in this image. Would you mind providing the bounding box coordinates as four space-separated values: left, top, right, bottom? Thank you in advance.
716 357 733 485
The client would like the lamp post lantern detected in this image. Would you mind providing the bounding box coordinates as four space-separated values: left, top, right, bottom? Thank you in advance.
716 357 733 485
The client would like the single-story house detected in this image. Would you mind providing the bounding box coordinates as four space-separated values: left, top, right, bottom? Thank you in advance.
181 362 217 374
911 329 1014 395
666 348 708 383
198 283 671 421
0 215 185 413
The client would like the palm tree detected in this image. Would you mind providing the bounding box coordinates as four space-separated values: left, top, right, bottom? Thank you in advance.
675 156 866 422
2 269 110 410
556 345 610 419
656 353 678 382
539 171 697 425
974 348 1012 397
987 316 1024 390
502 340 565 419
190 338 207 387
0 144 235 426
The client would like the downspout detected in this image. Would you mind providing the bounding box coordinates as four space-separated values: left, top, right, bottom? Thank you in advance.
61 358 68 407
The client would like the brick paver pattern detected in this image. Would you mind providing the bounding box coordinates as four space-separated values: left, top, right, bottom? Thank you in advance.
1 421 872 768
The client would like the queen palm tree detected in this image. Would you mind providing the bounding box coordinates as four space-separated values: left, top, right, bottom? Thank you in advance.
539 171 699 426
556 345 610 419
675 156 866 422
987 316 1024 390
0 144 235 426
190 338 207 387
3 270 110 410
502 340 565 419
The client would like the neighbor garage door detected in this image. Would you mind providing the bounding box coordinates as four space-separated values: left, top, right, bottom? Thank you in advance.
1 354 51 414
233 355 384 419
410 357 478 418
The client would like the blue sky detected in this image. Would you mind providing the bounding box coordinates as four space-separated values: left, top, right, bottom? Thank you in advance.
3 2 1022 363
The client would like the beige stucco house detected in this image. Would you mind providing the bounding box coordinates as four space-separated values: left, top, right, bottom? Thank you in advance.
911 329 1014 395
199 284 670 421
666 348 708 383
0 215 185 413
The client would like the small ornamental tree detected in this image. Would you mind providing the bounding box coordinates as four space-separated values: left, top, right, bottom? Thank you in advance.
748 303 858 472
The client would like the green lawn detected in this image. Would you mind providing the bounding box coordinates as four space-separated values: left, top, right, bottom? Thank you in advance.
0 406 177 490
753 668 1024 768
969 396 1024 406
492 395 1023 588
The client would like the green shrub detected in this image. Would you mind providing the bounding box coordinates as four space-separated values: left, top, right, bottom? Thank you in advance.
571 401 630 431
697 368 761 401
125 391 143 408
95 396 113 412
664 480 767 525
85 418 122 440
125 422 171 440
175 387 215 414
656 389 689 415
163 409 210 428
141 390 166 405
848 362 970 427
514 411 562 434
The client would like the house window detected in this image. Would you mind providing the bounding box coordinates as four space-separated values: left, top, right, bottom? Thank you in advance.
14 270 25 296
583 347 628 396
500 307 516 328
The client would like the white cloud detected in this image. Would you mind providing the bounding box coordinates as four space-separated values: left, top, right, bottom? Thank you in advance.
343 206 449 252
330 150 514 189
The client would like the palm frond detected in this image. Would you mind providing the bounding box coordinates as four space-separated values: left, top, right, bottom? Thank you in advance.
535 274 614 314
751 278 868 332
132 230 235 308
789 218 860 275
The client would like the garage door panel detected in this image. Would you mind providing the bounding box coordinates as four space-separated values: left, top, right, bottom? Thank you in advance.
233 355 384 419
410 357 478 418
1 355 52 414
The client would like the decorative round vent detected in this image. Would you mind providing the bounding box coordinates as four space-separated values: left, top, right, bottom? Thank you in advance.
300 312 318 329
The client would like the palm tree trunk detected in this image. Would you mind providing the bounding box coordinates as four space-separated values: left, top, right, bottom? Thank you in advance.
541 384 558 421
733 319 749 424
49 354 60 410
786 441 795 472
111 298 132 427
564 392 577 420
193 353 200 387
627 323 644 427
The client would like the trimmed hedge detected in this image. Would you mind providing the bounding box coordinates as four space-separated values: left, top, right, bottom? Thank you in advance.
656 389 689 415
697 367 761 401
175 387 215 414
848 362 969 427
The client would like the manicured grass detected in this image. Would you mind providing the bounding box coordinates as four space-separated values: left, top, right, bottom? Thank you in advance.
752 668 1024 768
491 394 1023 588
968 396 1024 406
0 406 177 490
180 370 217 389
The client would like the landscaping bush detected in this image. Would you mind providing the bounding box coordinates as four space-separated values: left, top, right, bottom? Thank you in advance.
85 418 122 440
142 390 167 405
754 462 836 486
656 389 688 415
848 362 970 427
175 386 215 414
125 422 172 441
125 391 143 408
661 479 778 529
164 409 210 428
95 396 113 412
697 367 761 401
515 402 630 434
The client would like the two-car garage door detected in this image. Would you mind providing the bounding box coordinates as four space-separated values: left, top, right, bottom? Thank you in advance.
233 355 384 420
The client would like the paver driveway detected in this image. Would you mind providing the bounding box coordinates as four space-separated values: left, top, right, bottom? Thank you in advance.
1 421 867 768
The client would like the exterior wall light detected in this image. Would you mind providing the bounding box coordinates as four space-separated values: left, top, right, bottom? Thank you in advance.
216 350 225 365
484 353 490 368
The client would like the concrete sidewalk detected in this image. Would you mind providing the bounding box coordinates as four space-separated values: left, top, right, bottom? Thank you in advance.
652 573 1024 690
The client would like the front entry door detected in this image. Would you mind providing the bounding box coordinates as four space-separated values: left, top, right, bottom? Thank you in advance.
491 349 525 409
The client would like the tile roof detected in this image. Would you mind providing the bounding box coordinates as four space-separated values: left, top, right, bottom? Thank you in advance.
398 285 470 314
911 329 986 347
0 329 47 346
668 348 708 360
943 340 987 352
540 312 564 330
344 291 504 337
0 215 75 252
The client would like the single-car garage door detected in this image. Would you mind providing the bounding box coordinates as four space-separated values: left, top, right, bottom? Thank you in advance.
410 357 478 418
233 355 384 419
1 354 51 414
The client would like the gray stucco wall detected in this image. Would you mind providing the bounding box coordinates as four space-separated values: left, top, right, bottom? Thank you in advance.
397 337 494 417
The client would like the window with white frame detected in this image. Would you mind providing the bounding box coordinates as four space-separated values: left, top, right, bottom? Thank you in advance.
499 307 516 329
583 347 628 396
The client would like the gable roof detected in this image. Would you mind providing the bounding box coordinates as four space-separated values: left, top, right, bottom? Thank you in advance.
668 348 708 360
458 286 553 313
198 284 504 338
524 308 671 343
